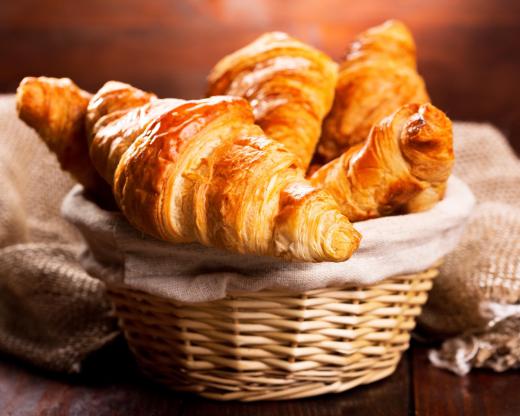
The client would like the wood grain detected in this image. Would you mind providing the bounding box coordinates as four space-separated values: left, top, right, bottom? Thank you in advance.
413 346 520 416
4 345 520 415
0 342 184 416
0 0 519 153
0 345 410 416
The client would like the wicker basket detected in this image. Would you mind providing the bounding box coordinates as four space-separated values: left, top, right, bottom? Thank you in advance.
106 266 438 401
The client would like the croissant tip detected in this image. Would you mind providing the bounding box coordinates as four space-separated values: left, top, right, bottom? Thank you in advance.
319 216 361 262
16 76 86 126
399 103 454 179
16 77 43 122
419 103 452 131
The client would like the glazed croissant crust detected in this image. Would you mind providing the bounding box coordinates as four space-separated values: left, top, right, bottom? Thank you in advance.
310 103 454 221
317 20 430 163
208 32 338 170
17 77 360 262
16 77 111 200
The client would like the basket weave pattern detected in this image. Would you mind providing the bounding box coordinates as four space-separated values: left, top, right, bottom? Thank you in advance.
107 267 437 401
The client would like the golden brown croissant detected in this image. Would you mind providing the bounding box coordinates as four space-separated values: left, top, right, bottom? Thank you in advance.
16 77 111 199
317 20 430 163
17 77 360 262
310 103 454 221
208 32 338 170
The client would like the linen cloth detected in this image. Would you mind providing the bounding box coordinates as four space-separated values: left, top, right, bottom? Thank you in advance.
0 92 517 374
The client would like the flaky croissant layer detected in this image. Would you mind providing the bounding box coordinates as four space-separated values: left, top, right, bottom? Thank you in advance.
310 103 454 221
208 32 338 170
17 77 360 262
317 20 430 163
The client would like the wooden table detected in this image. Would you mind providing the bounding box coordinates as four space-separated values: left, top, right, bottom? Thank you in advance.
2 340 520 416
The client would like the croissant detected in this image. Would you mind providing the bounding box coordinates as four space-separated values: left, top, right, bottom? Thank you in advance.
310 103 454 221
208 32 338 170
317 20 430 163
17 77 360 262
16 77 111 200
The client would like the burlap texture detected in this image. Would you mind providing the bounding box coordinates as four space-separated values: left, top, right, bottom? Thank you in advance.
418 123 520 374
0 95 118 373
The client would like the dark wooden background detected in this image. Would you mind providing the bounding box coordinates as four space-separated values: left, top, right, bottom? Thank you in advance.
1 0 520 153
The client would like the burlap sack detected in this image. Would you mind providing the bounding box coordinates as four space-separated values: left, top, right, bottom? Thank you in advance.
417 123 520 375
0 95 118 373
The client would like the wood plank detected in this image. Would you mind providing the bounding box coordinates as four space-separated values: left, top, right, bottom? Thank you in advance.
413 344 520 416
0 340 184 416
